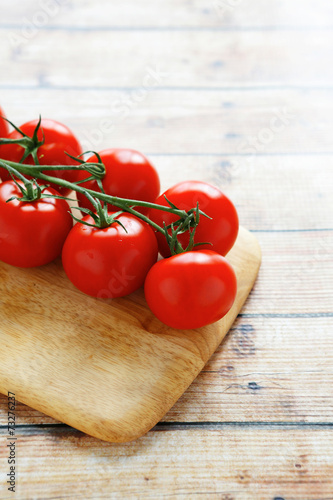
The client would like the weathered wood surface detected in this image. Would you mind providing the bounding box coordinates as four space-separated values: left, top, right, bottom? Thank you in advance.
2 31 333 88
1 313 332 427
1 427 333 499
2 0 333 28
0 0 333 496
1 89 332 155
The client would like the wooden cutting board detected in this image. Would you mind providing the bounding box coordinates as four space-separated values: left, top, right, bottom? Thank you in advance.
0 226 261 443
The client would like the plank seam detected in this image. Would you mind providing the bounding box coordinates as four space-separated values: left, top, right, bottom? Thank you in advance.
239 313 333 318
2 85 333 92
1 421 333 432
1 25 333 32
250 229 333 233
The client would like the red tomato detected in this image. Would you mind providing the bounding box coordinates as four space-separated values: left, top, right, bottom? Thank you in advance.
149 181 239 257
62 213 158 298
0 106 9 140
0 119 82 195
76 149 160 215
0 181 72 268
144 250 237 329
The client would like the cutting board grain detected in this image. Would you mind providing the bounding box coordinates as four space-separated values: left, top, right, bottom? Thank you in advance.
0 226 261 442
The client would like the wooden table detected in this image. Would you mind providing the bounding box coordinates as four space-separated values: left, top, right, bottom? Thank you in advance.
1 0 332 497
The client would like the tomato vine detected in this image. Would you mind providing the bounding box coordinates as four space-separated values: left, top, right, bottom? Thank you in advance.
0 157 209 256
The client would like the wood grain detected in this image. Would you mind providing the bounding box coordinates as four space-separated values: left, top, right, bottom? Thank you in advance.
166 316 333 422
1 89 332 155
1 426 333 499
2 31 333 88
2 0 333 28
154 156 333 231
0 227 261 443
241 231 333 315
1 314 332 426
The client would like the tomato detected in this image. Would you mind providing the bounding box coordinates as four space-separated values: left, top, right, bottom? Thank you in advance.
144 250 237 329
148 181 239 257
0 106 9 140
76 149 160 215
0 119 82 195
62 212 158 298
0 181 73 268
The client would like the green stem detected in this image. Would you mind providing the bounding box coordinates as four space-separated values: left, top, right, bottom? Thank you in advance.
0 159 188 236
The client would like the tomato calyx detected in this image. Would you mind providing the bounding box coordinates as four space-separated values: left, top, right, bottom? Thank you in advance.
0 116 45 165
0 164 47 203
71 190 126 231
162 199 212 255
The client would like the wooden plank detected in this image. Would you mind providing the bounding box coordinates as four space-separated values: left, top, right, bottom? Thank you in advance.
0 395 59 425
2 30 333 88
1 314 332 426
166 316 333 422
154 155 333 231
242 231 333 315
2 0 332 28
1 89 333 155
0 426 332 498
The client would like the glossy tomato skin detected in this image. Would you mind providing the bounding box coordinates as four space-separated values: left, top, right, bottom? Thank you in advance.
0 181 73 268
0 106 9 140
76 149 160 215
149 181 239 257
62 213 158 298
0 119 82 195
144 250 237 330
